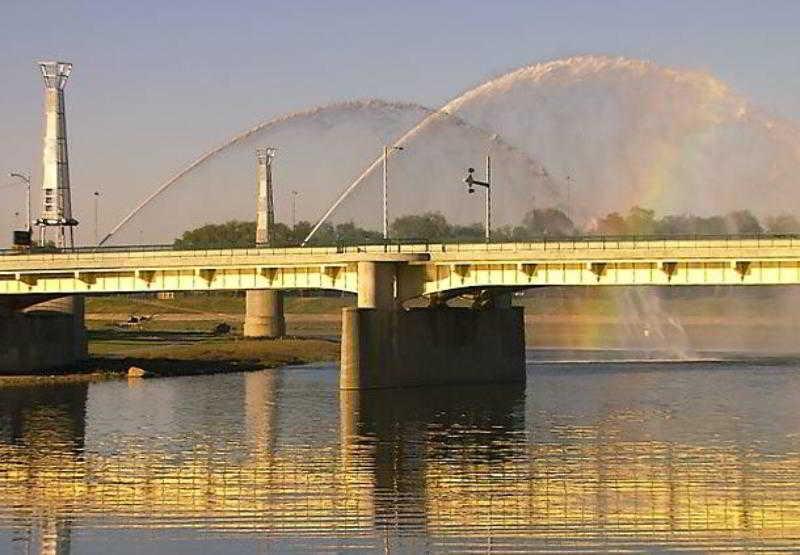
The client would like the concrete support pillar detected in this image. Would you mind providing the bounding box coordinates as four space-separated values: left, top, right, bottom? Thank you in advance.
357 261 396 309
341 306 526 390
244 290 285 338
1 295 87 373
23 295 88 359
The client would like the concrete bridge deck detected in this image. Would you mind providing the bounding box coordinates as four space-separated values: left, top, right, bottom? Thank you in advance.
2 236 800 298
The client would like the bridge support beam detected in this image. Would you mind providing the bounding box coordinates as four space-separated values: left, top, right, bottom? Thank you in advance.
341 306 526 390
244 290 285 338
0 295 88 374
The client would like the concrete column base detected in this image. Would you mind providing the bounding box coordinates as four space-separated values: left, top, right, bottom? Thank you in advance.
340 306 526 390
1 295 88 374
244 290 285 338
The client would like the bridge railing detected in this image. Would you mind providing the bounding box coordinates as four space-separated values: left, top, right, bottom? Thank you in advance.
338 233 800 253
2 233 799 259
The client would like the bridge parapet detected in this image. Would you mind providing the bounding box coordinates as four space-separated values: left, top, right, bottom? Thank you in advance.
1 239 800 297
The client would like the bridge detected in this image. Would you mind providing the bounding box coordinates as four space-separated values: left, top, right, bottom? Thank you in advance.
3 236 800 300
7 60 800 387
3 235 800 388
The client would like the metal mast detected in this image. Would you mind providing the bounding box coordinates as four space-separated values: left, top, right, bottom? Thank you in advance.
255 147 277 246
35 61 78 248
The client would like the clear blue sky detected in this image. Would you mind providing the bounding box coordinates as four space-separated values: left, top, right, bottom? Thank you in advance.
2 0 800 235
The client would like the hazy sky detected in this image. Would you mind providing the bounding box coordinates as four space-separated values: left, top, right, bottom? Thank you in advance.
2 0 800 242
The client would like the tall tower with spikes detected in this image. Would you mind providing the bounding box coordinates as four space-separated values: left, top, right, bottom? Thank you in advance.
255 147 277 246
35 61 78 248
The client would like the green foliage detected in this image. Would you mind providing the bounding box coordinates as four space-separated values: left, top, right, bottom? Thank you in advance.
390 212 451 241
589 207 768 236
521 208 576 237
724 210 763 234
174 206 796 248
765 214 800 233
174 219 383 249
174 221 256 249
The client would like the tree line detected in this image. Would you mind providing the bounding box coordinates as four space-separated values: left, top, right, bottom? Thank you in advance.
174 207 800 249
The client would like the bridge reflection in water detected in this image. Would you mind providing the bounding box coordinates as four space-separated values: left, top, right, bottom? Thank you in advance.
1 362 800 551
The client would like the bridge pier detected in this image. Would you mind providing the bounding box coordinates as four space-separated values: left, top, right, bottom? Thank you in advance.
244 290 285 338
356 261 396 309
0 295 88 374
341 262 526 390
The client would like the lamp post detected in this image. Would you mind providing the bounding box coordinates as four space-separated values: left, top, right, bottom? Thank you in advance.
382 145 404 241
565 174 572 221
93 191 101 245
8 172 31 233
291 190 298 230
463 156 492 242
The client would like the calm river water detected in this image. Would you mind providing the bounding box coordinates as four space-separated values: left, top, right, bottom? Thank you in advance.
2 352 800 553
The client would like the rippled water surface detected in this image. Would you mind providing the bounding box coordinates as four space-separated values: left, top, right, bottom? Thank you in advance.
3 353 800 553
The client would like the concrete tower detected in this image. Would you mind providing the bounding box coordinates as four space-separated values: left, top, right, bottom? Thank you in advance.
36 61 78 248
244 148 285 338
255 147 276 246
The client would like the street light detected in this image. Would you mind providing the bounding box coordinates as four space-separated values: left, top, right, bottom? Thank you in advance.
382 145 404 241
565 174 572 221
291 190 299 230
93 191 101 245
463 156 492 242
8 172 31 233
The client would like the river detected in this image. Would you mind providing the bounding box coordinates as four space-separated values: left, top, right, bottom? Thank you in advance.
2 352 800 553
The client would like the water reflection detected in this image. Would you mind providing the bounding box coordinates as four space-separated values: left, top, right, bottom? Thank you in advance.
0 384 87 555
1 362 800 551
340 384 526 533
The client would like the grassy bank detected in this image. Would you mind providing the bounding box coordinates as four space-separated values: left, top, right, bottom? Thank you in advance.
85 326 339 377
75 288 800 380
86 293 353 316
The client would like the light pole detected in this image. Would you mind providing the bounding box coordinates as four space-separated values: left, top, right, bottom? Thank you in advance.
382 145 404 241
291 190 298 230
463 156 492 242
8 172 31 233
93 191 101 245
565 174 572 221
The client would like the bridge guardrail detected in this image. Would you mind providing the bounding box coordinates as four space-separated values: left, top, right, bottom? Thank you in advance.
1 233 799 259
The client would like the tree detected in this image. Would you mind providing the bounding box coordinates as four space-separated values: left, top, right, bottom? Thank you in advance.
390 212 451 241
590 212 627 235
175 221 255 249
450 223 485 242
624 206 657 235
725 210 762 234
655 214 692 235
333 222 383 244
521 208 575 237
765 214 800 234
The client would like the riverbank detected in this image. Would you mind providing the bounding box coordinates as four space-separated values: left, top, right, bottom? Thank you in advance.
0 329 340 386
8 287 800 383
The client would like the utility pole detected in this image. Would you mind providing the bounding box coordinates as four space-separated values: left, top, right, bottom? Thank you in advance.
382 145 404 241
565 174 572 221
291 190 298 230
464 155 492 242
93 191 101 245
